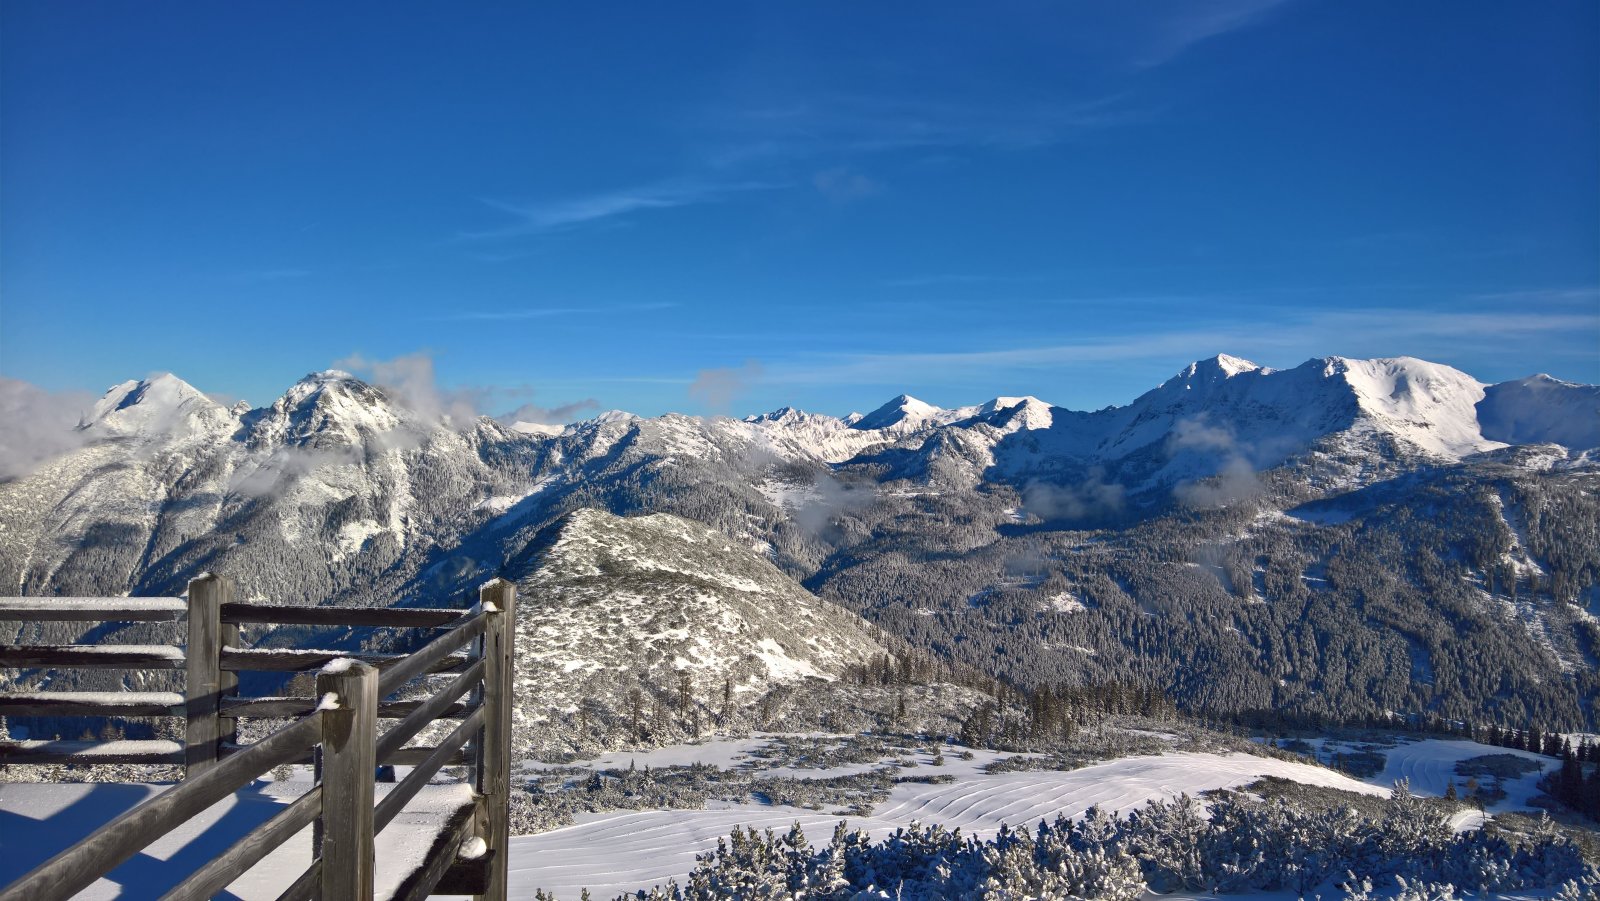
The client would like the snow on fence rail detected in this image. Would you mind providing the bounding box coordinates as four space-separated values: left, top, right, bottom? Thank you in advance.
0 574 518 901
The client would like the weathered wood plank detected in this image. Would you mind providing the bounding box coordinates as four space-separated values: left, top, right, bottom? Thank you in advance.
218 741 468 767
0 712 322 899
318 661 378 901
0 597 186 622
186 573 229 778
220 602 472 628
379 744 470 766
0 739 183 765
221 696 473 719
476 578 516 901
156 785 322 901
0 691 184 717
219 648 471 674
0 645 185 669
375 613 486 697
375 658 485 764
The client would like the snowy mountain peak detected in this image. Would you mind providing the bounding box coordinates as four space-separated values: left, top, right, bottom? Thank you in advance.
82 373 229 439
852 394 944 431
1479 373 1600 451
974 396 1054 431
979 396 1047 414
745 406 808 424
282 368 365 398
1208 353 1260 376
1165 354 1262 389
509 421 566 438
1320 357 1498 458
255 370 409 447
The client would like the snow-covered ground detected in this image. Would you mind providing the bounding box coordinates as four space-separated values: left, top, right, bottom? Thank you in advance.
506 747 1385 899
1317 737 1556 812
0 780 472 900
1 735 1568 900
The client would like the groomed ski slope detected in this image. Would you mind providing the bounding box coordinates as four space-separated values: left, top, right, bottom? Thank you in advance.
506 749 1386 900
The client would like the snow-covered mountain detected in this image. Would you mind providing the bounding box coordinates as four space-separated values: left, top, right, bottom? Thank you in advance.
2 354 1596 731
946 355 1521 499
83 372 235 441
0 369 543 604
1477 374 1600 451
503 509 885 756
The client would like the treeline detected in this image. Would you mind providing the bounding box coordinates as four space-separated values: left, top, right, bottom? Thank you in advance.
958 682 1179 750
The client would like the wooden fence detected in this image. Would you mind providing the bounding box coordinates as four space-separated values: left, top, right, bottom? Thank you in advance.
0 574 516 901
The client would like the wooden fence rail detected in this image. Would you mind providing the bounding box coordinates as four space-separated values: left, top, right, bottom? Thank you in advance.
0 574 516 901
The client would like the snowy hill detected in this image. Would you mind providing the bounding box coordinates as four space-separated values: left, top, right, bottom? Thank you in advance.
504 509 886 756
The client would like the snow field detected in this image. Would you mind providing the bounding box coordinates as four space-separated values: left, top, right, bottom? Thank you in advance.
2 737 1567 900
1367 739 1556 812
505 750 1387 899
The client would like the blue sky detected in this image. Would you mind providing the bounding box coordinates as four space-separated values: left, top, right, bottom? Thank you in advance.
2 0 1596 420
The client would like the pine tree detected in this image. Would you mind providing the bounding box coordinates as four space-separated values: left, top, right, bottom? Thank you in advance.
1555 751 1584 808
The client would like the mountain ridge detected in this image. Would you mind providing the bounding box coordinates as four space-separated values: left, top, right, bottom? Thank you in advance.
3 352 1597 732
53 354 1596 463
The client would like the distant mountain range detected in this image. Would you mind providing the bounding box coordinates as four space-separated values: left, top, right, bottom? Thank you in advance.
2 355 1597 735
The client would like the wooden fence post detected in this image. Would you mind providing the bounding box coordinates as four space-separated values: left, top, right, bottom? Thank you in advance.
317 659 378 901
185 573 232 778
475 578 515 901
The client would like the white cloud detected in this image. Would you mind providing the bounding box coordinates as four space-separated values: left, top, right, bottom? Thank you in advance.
0 379 94 480
688 360 763 413
334 351 485 428
461 180 782 239
496 398 600 426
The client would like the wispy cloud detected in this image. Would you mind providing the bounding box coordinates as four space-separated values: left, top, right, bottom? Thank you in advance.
229 268 313 283
1467 286 1600 305
688 360 763 413
756 307 1596 387
466 250 534 264
422 302 678 323
460 179 782 240
332 349 606 429
496 397 601 425
705 92 1146 166
880 273 1060 289
1135 0 1295 69
812 167 883 203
